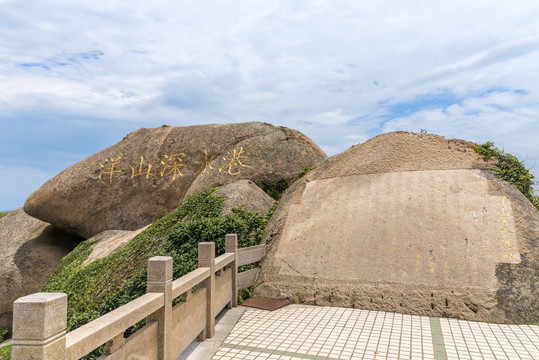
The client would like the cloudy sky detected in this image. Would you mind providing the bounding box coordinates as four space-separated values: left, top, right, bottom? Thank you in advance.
1 0 538 210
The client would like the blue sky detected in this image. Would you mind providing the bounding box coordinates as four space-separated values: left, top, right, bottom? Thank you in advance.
1 0 539 210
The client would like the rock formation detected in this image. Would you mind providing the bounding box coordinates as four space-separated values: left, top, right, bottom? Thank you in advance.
256 131 539 324
0 209 81 331
24 122 326 238
81 180 274 266
82 226 149 266
214 180 275 216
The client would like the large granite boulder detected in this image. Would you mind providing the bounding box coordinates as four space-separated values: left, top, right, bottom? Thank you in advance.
24 122 326 238
256 131 539 324
0 209 81 331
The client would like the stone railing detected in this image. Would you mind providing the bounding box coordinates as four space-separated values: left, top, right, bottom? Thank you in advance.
11 234 265 360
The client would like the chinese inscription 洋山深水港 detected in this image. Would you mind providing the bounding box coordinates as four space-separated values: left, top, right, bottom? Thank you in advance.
96 147 248 184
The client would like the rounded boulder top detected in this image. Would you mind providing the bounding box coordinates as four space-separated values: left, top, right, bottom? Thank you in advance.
24 122 327 238
256 131 539 324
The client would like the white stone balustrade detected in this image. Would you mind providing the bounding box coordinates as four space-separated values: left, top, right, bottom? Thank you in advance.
11 233 265 360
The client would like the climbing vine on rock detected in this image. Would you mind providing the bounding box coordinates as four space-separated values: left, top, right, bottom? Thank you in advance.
475 141 539 211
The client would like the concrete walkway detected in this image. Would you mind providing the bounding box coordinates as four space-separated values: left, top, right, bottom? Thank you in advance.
178 306 247 360
183 305 539 360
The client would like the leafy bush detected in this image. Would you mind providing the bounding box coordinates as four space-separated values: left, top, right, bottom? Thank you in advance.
98 205 265 316
0 328 7 343
255 178 291 200
255 166 314 200
475 142 539 211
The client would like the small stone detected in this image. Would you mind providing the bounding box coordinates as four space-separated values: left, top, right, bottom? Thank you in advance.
214 180 275 216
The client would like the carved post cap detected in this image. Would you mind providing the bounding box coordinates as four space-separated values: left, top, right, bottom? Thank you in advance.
225 234 238 252
13 293 67 341
198 242 215 261
147 256 173 283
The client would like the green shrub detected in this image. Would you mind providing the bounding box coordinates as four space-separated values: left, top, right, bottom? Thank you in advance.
255 178 291 200
475 142 539 211
40 187 268 360
0 328 8 343
98 206 265 317
255 166 315 200
40 187 265 359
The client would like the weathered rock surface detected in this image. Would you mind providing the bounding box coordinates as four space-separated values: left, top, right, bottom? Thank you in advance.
0 209 81 331
24 122 326 238
256 131 539 324
214 180 275 216
83 226 149 266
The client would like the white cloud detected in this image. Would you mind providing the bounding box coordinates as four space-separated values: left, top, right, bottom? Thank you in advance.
383 90 539 178
1 0 539 207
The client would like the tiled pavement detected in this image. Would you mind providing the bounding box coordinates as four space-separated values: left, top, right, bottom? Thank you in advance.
211 305 539 360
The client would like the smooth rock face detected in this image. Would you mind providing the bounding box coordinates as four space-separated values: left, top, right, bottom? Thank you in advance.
214 180 275 216
24 122 326 238
256 131 539 324
0 209 81 331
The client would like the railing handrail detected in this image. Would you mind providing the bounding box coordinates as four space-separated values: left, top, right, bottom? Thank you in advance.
215 252 235 271
237 244 266 266
171 267 210 299
65 292 164 360
11 234 266 360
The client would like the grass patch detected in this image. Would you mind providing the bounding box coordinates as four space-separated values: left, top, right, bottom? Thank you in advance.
0 212 9 220
0 345 11 360
475 142 539 211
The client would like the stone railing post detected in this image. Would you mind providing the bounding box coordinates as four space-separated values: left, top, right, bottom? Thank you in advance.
147 256 173 360
11 293 67 360
198 242 215 340
225 234 238 308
